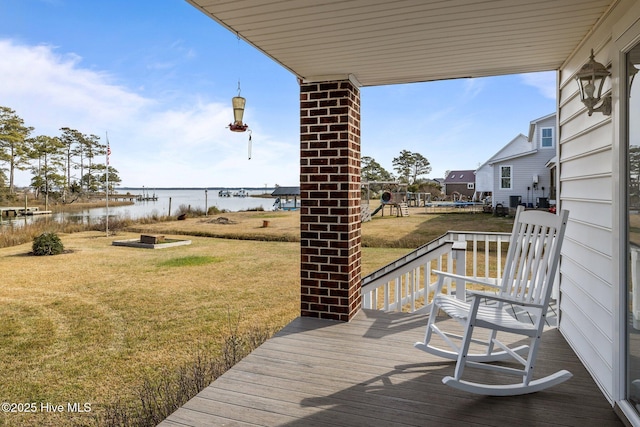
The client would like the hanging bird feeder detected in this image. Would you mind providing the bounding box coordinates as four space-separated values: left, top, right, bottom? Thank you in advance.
227 81 252 159
229 83 248 132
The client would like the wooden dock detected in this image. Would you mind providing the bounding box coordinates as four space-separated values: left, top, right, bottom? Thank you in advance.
89 194 144 202
0 207 52 217
159 310 622 427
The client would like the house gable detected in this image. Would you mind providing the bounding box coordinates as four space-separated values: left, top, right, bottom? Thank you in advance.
476 114 557 208
528 113 557 150
485 134 532 164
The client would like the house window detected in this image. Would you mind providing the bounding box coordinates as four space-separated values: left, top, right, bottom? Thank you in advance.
500 166 512 189
467 183 475 190
541 127 554 148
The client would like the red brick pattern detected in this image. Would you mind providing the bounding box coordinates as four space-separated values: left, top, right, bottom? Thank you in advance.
299 80 361 321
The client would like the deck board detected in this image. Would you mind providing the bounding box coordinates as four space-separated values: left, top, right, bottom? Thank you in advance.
159 309 623 426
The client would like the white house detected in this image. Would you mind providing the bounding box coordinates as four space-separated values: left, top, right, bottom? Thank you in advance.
476 113 557 209
184 1 640 424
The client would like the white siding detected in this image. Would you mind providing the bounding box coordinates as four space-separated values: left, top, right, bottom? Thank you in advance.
484 123 556 207
557 0 639 404
474 164 492 194
491 152 555 208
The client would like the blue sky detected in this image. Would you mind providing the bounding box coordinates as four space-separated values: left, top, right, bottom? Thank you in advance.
0 0 556 188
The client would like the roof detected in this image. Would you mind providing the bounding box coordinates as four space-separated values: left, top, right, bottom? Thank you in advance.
186 0 615 86
271 186 300 196
443 170 476 184
477 133 535 169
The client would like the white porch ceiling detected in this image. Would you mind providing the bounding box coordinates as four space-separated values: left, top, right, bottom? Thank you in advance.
186 0 615 86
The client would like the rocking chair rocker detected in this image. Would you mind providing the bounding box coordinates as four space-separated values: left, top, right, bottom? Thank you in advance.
414 205 571 396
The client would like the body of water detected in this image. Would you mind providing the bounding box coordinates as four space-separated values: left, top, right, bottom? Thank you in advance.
104 188 277 219
1 188 279 226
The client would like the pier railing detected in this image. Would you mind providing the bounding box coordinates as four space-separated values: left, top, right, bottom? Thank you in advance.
361 231 511 313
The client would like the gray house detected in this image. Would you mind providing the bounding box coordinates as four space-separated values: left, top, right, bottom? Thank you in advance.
475 113 556 209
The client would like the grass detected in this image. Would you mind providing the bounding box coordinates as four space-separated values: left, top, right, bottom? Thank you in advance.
129 207 515 247
0 207 512 426
0 232 302 426
0 216 136 249
360 210 514 247
157 255 223 267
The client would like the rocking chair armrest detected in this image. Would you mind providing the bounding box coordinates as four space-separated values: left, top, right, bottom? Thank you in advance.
467 290 545 309
432 270 501 291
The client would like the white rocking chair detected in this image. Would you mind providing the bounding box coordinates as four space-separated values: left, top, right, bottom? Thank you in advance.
414 205 571 396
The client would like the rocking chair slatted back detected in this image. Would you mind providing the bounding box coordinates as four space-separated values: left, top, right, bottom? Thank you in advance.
500 207 568 307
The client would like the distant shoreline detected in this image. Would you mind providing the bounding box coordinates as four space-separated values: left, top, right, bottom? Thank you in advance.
117 187 280 191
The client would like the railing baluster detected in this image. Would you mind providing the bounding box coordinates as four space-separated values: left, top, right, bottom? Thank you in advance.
383 282 389 311
485 235 490 280
472 235 478 277
498 236 503 283
410 269 415 312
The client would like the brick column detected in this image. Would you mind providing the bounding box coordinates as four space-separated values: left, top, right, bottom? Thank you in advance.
300 78 361 321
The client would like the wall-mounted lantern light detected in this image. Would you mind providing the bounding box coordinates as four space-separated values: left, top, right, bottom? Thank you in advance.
575 49 611 116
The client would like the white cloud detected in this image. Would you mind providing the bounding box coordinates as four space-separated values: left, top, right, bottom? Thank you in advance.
462 78 485 99
0 40 150 134
0 39 298 188
521 71 556 99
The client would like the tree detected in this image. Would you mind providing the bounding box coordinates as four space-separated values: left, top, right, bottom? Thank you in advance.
361 156 393 182
94 164 122 192
0 106 34 193
75 133 105 193
59 127 82 201
392 150 432 184
28 135 66 204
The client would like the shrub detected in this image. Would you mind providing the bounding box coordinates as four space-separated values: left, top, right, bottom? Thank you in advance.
32 232 64 256
176 204 206 218
207 206 227 215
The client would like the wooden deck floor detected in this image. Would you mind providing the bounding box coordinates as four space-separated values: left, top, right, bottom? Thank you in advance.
159 309 623 427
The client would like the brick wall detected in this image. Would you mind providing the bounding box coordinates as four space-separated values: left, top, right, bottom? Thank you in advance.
299 79 361 321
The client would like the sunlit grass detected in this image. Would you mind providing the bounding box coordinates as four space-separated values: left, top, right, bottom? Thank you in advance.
131 208 515 248
157 255 222 267
0 208 514 426
0 231 299 426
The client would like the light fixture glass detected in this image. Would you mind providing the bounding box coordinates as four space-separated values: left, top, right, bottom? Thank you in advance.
575 49 611 116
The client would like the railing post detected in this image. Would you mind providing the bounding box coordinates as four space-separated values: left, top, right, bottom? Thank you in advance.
362 291 370 309
452 241 467 300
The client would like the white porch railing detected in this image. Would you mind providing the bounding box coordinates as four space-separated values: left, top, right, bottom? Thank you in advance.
361 231 511 313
